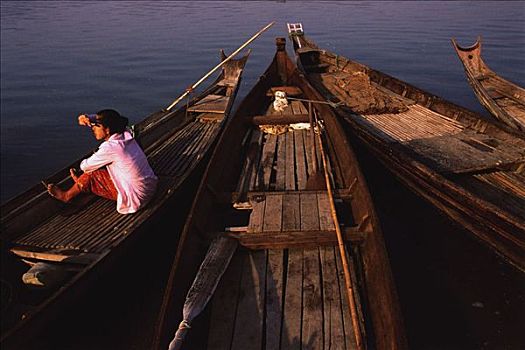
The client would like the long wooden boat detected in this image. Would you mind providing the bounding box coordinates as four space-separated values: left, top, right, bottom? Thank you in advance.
288 26 525 272
0 50 250 349
452 37 525 132
154 38 406 350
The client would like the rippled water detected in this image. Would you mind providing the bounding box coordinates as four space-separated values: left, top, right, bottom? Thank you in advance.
1 1 524 202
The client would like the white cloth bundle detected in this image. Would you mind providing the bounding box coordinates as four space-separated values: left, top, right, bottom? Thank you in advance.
273 90 288 112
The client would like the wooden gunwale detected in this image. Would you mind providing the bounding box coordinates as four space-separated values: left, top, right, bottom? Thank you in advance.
0 51 250 349
291 33 525 272
154 38 406 350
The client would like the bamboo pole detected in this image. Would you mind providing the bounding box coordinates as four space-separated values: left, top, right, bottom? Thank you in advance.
166 22 275 111
313 109 364 349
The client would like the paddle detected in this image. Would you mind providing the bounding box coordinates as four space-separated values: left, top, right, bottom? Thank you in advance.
167 237 238 350
166 21 275 111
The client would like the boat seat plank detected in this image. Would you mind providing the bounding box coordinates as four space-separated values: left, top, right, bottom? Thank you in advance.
295 131 308 190
207 251 244 350
262 194 283 232
230 250 266 350
9 247 99 265
266 86 303 97
320 246 347 349
302 248 323 349
281 248 303 350
187 94 228 114
300 193 320 231
265 249 284 350
227 227 365 250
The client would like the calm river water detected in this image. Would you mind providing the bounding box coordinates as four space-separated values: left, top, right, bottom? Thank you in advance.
1 1 524 349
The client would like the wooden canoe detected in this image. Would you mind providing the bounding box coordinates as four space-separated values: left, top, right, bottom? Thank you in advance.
289 27 525 272
154 38 406 350
0 50 250 349
452 37 525 131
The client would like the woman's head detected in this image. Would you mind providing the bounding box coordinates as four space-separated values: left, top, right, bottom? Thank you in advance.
94 109 129 135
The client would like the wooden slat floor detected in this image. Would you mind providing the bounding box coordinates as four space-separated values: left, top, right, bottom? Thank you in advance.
211 96 361 349
12 120 221 254
206 247 358 350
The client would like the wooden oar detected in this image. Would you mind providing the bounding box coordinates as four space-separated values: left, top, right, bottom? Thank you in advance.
313 109 364 349
167 237 238 350
166 21 275 111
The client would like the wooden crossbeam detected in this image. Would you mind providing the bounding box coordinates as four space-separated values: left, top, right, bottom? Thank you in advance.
225 227 366 250
250 114 309 125
10 246 99 265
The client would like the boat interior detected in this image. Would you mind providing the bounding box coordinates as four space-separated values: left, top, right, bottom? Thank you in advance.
186 81 375 349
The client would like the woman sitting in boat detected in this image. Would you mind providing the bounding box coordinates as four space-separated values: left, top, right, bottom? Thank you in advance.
46 109 158 214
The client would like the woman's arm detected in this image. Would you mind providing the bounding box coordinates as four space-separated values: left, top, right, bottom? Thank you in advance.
80 143 113 172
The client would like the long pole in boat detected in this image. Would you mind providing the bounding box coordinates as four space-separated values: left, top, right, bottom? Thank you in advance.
166 21 275 111
313 109 364 349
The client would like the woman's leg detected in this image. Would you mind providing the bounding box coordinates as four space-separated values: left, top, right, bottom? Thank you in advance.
48 167 117 202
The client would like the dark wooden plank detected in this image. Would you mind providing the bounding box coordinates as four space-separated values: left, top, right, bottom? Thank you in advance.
255 134 277 190
285 132 296 190
320 246 347 350
187 94 228 113
317 192 335 231
302 248 323 349
231 250 267 350
281 249 303 350
266 86 303 97
207 251 244 350
282 193 301 231
265 249 284 350
251 114 310 126
227 227 365 250
275 134 287 190
290 100 303 115
247 197 265 233
295 131 308 190
263 194 283 232
300 193 320 231
334 247 358 349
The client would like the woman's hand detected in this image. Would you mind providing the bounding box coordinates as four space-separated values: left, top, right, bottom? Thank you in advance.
78 114 92 126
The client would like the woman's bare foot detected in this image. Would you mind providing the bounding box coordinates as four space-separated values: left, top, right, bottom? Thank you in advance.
70 168 79 183
47 183 81 203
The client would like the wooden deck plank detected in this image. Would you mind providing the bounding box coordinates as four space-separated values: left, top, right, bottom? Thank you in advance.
231 250 267 350
320 246 347 350
304 128 316 178
247 198 265 233
285 132 296 190
334 247 358 349
300 193 320 231
281 249 303 350
275 134 287 191
317 192 335 231
187 94 228 114
295 131 308 190
282 193 301 232
291 100 303 115
207 251 244 350
302 248 323 349
263 194 283 232
265 249 284 350
255 134 277 190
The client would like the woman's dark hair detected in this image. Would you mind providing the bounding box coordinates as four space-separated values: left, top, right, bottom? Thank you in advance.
96 109 129 134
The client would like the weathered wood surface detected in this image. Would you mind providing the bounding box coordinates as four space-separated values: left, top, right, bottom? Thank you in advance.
452 37 525 131
187 94 229 114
